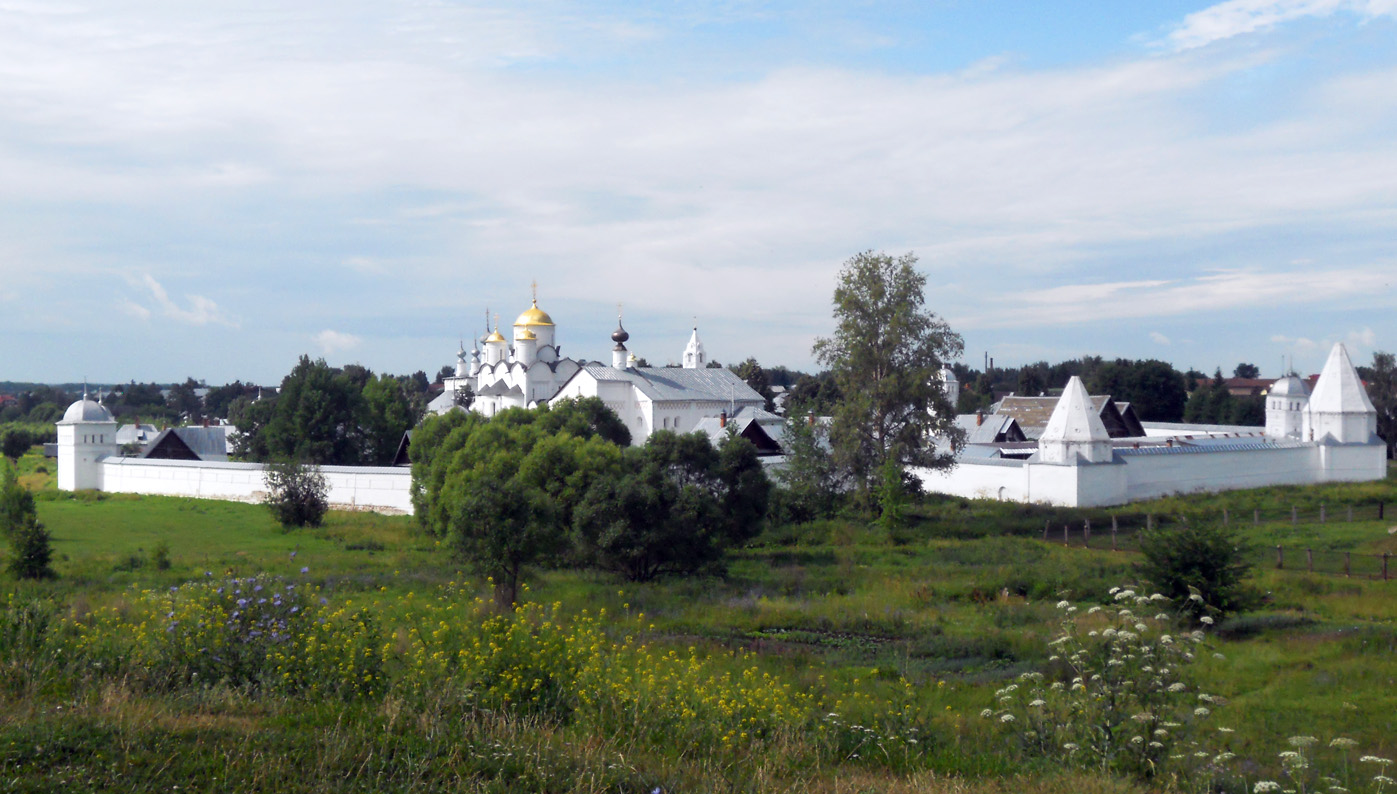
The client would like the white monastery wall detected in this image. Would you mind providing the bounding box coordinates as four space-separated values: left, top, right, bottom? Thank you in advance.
1118 446 1320 502
97 458 413 515
915 460 1029 504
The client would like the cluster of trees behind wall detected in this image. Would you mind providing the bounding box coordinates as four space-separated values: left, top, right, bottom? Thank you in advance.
232 356 428 467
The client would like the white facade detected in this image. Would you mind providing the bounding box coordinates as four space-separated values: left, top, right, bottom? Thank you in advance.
56 397 119 491
550 364 765 444
433 298 582 417
918 343 1387 507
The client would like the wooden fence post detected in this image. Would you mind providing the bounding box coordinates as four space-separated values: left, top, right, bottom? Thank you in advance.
1347 505 1353 523
1111 515 1118 551
1320 504 1326 523
1306 548 1313 572
1292 506 1298 525
1147 514 1154 531
1043 520 1050 541
1254 508 1260 525
1345 551 1351 578
1063 525 1069 546
1084 520 1091 548
1223 508 1229 526
1276 545 1284 570
1380 502 1385 520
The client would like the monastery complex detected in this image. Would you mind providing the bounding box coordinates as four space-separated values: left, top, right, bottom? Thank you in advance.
54 293 1387 512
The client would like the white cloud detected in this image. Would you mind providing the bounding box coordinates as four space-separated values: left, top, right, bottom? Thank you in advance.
314 329 361 356
133 274 237 327
1348 327 1378 347
963 267 1394 329
121 300 152 321
1165 0 1397 50
1271 334 1321 353
1150 331 1172 345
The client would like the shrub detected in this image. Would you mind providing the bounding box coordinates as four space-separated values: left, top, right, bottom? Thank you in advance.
152 540 172 571
264 458 329 528
7 515 55 580
1136 521 1258 623
1 463 36 540
1 428 31 461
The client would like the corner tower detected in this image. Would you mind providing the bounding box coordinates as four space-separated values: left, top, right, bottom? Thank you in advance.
1307 343 1376 443
1037 376 1112 464
57 391 118 491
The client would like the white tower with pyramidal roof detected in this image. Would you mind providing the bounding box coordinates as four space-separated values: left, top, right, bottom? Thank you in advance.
1037 376 1113 464
1307 343 1376 444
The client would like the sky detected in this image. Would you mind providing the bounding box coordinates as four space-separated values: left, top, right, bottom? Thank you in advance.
1 0 1395 385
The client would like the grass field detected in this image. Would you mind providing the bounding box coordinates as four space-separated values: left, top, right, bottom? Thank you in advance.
2 447 1396 792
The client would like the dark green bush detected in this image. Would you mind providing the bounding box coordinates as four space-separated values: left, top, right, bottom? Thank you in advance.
264 459 329 529
1137 520 1258 623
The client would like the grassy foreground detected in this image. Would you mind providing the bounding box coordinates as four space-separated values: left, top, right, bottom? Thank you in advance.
1 449 1395 792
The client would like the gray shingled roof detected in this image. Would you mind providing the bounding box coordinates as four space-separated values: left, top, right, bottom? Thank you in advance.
579 364 765 404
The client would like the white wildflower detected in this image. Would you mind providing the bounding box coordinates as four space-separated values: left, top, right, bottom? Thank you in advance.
1330 738 1358 749
1194 707 1211 717
1254 782 1281 793
1289 736 1318 748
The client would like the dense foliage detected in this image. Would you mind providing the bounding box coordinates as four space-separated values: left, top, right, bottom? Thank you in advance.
263 458 330 528
412 399 769 603
813 250 963 497
234 356 426 466
1136 521 1257 622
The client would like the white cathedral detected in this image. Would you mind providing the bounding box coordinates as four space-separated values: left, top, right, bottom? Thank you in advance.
427 293 770 445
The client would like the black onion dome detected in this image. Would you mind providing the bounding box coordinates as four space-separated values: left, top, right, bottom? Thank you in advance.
611 320 629 344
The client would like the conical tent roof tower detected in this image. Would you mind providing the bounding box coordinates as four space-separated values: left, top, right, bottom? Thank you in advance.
1037 376 1113 464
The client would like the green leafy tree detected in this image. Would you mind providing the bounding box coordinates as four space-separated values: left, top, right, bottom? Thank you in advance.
7 514 54 580
1137 521 1257 623
1 428 31 462
572 432 766 582
1016 368 1046 397
263 458 329 529
1233 362 1260 379
411 402 624 607
772 416 840 523
166 377 204 421
1368 351 1397 459
813 251 963 500
360 373 424 466
785 371 842 417
732 357 776 412
1087 359 1187 422
2 463 37 540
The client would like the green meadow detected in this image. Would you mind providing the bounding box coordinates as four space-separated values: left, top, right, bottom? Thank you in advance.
2 447 1395 793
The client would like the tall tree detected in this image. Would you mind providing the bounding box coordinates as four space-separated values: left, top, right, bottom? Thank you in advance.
1369 351 1397 459
1087 359 1187 422
732 357 776 412
166 377 204 421
813 251 963 496
1233 363 1260 379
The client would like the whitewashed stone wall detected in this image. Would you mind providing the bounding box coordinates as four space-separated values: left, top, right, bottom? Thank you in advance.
97 458 414 515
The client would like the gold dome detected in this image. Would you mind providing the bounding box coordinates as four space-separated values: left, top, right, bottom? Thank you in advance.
513 300 555 328
485 329 507 344
517 328 537 341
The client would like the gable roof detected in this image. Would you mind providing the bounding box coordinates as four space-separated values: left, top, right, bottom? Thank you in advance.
994 393 1141 439
691 416 783 455
574 364 765 405
140 426 229 461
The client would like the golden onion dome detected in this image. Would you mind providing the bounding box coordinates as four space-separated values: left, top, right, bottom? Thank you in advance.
517 328 537 341
485 329 507 344
513 300 555 327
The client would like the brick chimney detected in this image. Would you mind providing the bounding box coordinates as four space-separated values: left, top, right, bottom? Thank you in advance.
719 410 727 429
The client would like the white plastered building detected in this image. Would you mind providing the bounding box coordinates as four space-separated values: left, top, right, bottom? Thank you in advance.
429 297 767 444
916 343 1386 507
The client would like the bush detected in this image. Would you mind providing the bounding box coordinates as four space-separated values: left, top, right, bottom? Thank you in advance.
1 428 31 461
1 463 36 540
1136 520 1258 623
263 459 329 528
7 515 55 580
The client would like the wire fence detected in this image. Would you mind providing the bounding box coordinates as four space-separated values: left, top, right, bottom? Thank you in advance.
1037 505 1395 581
